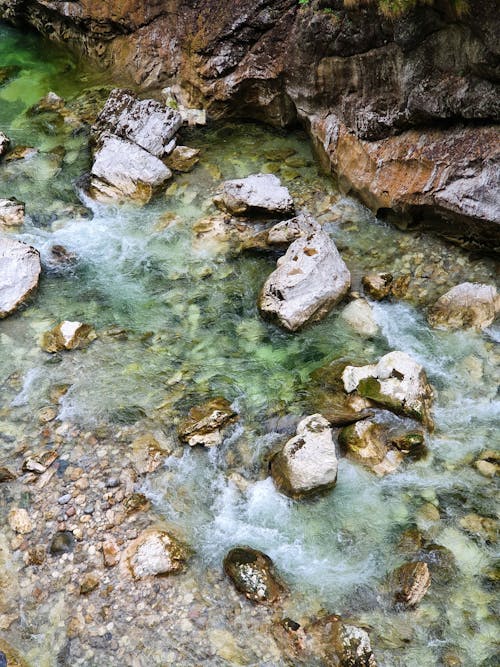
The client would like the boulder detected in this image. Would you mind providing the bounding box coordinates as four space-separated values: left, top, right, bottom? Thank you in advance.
178 397 238 447
259 229 350 331
428 282 500 330
339 419 398 475
362 273 393 301
0 132 10 157
213 174 294 217
0 198 24 226
223 546 285 603
391 561 431 608
165 145 200 172
92 88 182 158
342 352 434 429
340 298 379 337
270 414 338 499
89 133 172 204
40 321 97 353
123 528 188 578
0 237 41 318
242 212 320 252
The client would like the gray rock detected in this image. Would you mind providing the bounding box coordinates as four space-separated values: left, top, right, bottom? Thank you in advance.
259 229 350 331
0 131 10 157
213 173 295 217
0 198 24 226
270 414 338 499
0 237 41 318
89 134 172 204
428 282 500 330
92 88 182 158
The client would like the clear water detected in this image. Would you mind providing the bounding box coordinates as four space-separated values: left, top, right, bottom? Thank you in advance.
0 22 499 667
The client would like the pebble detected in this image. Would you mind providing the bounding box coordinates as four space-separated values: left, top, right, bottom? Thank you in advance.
58 493 72 504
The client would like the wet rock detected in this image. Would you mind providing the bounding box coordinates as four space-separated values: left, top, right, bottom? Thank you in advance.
49 244 78 266
459 514 497 543
130 433 169 474
417 543 457 585
30 91 65 114
270 414 338 499
428 282 500 331
103 539 120 567
242 212 320 252
49 530 75 555
0 237 41 318
474 450 499 478
341 298 379 337
79 572 99 594
342 352 434 429
92 88 182 158
362 273 393 301
259 229 350 331
340 419 399 475
0 467 16 483
223 546 285 603
123 492 150 514
8 508 33 534
178 397 238 447
89 133 172 204
22 449 58 473
0 640 29 667
391 561 431 608
0 198 24 226
0 132 10 157
0 65 20 86
25 544 46 566
213 174 294 217
4 145 38 162
123 528 188 578
40 320 97 353
165 145 200 172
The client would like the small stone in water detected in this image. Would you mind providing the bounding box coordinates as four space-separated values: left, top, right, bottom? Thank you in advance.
8 508 33 534
223 546 285 603
105 477 120 488
49 530 75 555
58 493 71 504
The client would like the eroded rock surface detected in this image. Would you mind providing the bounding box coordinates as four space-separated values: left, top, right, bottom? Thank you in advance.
223 546 285 603
0 237 41 318
428 282 500 330
178 397 238 447
214 174 294 217
259 229 350 331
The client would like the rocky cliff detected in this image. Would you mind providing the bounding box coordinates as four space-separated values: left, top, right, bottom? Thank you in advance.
1 0 499 249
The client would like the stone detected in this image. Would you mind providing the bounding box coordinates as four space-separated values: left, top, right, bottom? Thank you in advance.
242 212 321 252
49 531 75 555
25 545 46 566
123 493 150 514
130 433 169 474
89 134 172 204
103 539 120 567
0 198 24 226
22 449 58 474
474 450 499 478
165 145 200 172
428 283 500 331
0 640 29 667
270 414 338 499
0 467 16 483
340 420 391 472
123 528 188 578
362 273 393 301
213 174 294 217
178 397 238 447
0 132 10 157
342 352 434 429
259 229 350 331
0 237 41 318
340 298 379 337
223 546 285 603
92 89 182 157
0 65 20 87
391 561 431 608
8 508 33 534
80 572 99 594
459 514 497 543
4 146 37 162
40 320 97 353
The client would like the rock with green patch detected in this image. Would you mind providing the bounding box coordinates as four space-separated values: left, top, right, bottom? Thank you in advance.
40 320 97 353
223 546 285 603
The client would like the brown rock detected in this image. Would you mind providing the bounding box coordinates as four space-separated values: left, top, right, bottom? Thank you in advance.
223 546 285 603
8 508 33 534
40 320 97 353
103 539 121 567
165 145 200 172
362 273 393 301
391 561 431 608
178 397 238 447
0 467 16 483
130 433 169 474
428 283 500 331
80 572 100 594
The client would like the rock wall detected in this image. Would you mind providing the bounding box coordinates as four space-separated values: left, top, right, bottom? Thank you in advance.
1 0 499 248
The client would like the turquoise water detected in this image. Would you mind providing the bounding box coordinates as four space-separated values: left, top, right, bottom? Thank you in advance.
0 21 499 667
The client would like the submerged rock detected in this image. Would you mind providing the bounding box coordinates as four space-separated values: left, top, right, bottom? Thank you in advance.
49 530 75 555
391 561 431 609
0 640 29 667
40 320 97 353
428 282 500 330
165 145 200 172
341 298 379 337
459 513 498 543
214 173 294 217
123 528 188 578
362 273 393 301
92 88 182 158
270 414 338 498
223 546 285 603
89 133 172 204
0 467 16 483
259 229 350 331
178 397 238 447
342 352 434 429
129 433 170 475
0 237 41 318
0 131 10 157
0 198 24 226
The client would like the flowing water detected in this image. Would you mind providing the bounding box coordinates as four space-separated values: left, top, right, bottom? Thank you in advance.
0 22 498 667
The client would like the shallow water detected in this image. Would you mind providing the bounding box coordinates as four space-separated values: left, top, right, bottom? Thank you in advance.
0 22 499 667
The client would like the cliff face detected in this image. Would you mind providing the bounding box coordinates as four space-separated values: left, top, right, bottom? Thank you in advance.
1 0 499 248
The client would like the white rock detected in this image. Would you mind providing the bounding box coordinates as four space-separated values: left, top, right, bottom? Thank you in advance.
341 298 379 336
259 230 350 331
40 320 96 353
0 199 24 226
0 237 41 318
428 282 500 330
123 529 187 579
214 173 295 217
0 132 10 157
270 414 338 498
8 508 33 534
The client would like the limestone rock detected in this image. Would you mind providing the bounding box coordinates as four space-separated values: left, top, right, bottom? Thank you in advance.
92 88 182 158
8 508 33 534
89 133 172 204
0 237 41 318
428 282 500 330
0 199 24 227
259 229 350 331
270 414 338 499
362 273 393 301
242 212 321 252
165 145 200 172
342 352 434 429
223 546 285 603
391 561 431 608
341 298 379 337
178 397 238 447
123 528 188 579
0 132 10 157
340 419 391 472
459 514 498 543
130 433 170 475
214 174 294 217
40 321 97 353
